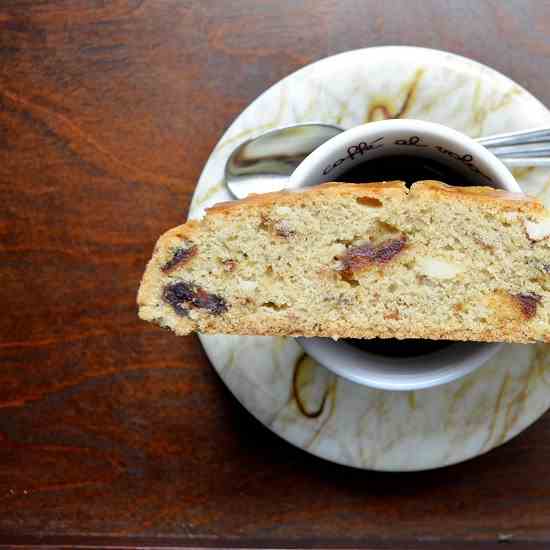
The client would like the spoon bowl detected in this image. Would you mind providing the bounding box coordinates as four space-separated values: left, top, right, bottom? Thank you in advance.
225 123 342 199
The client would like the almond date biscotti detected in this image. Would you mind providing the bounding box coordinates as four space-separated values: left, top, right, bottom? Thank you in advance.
137 180 550 343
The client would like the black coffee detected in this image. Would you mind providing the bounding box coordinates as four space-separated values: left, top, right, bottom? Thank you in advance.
336 154 479 187
348 338 450 358
336 154 479 358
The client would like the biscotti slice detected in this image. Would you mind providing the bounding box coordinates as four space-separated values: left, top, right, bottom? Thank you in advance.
138 180 550 343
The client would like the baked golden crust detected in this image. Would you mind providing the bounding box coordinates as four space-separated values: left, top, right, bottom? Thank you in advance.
137 180 550 343
207 180 409 214
411 180 543 210
207 180 540 215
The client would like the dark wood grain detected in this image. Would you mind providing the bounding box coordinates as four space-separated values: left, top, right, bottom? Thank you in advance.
2 0 550 547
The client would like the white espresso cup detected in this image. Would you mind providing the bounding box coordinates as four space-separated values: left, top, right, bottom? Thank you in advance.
291 119 521 391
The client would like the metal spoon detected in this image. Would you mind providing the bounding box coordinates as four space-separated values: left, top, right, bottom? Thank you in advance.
225 123 342 199
225 123 550 199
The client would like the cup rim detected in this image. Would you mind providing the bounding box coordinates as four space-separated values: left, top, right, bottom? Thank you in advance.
290 119 521 193
290 119 518 391
298 337 504 391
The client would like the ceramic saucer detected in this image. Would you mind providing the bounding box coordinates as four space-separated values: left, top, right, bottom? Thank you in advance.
189 47 550 471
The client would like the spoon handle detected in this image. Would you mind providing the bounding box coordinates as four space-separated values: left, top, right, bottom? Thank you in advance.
499 157 550 167
478 127 550 148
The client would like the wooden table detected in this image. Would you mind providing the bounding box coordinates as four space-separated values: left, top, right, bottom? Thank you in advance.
2 1 550 548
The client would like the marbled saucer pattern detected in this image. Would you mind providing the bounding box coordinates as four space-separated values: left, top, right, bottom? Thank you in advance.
189 47 550 471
